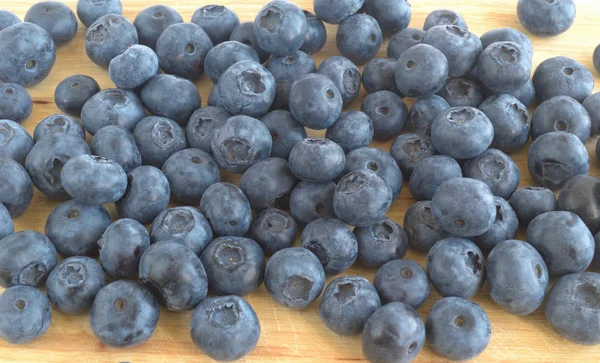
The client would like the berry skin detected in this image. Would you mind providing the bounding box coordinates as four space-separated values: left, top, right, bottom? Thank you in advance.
487 240 548 316
190 295 260 361
133 5 182 50
406 97 453 140
404 200 449 252
260 110 307 160
374 259 430 309
395 44 449 98
161 148 220 204
362 58 402 95
34 114 86 143
300 10 327 54
229 22 271 63
85 14 138 68
557 174 600 235
0 120 34 166
186 106 232 154
532 56 594 103
248 208 297 256
313 0 363 24
266 51 316 110
108 44 159 89
517 0 576 36
200 237 266 296
343 147 403 200
353 218 408 268
54 75 100 117
200 182 252 237
25 1 78 45
0 203 13 241
98 219 150 279
423 9 468 30
0 157 34 218
363 0 411 37
139 241 208 311
89 280 160 348
77 0 122 28
326 111 374 154
133 116 187 169
264 247 326 309
289 73 343 130
0 10 20 31
387 28 425 59
319 276 381 335
46 256 106 315
531 95 591 143
0 83 32 123
437 77 484 108
289 181 337 225
0 230 57 288
301 218 358 275
150 207 213 256
336 13 382 65
409 155 462 201
191 5 239 45
472 197 519 252
509 186 557 226
361 90 408 141
0 286 51 345
463 148 520 200
583 92 600 135
480 27 533 58
289 138 345 183
253 0 307 56
422 25 482 78
317 56 362 107
477 41 532 92
81 88 146 134
141 74 201 126
91 125 142 174
479 94 531 153
116 165 171 224
240 157 298 211
204 41 259 84
390 133 436 178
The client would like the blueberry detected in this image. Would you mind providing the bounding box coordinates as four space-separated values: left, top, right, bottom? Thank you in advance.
34 114 86 143
249 209 297 256
361 90 408 141
482 78 536 107
343 147 402 200
533 56 594 103
479 94 530 153
190 295 260 361
116 165 170 224
0 286 51 345
472 197 519 252
396 44 448 98
478 41 532 93
487 239 548 315
480 27 533 58
301 218 358 275
466 66 481 84
509 186 557 226
289 138 345 183
186 106 232 154
0 10 20 31
463 148 520 199
139 241 207 311
437 77 484 107
81 88 146 134
200 237 265 296
25 133 91 199
527 211 594 277
527 131 589 190
361 302 425 363
517 0 576 36
319 276 381 335
432 178 496 237
583 93 600 135
133 116 186 168
334 170 392 228
229 22 270 63
423 9 468 30
200 182 252 237
98 218 150 279
336 14 382 65
313 0 363 24
156 23 213 81
289 73 343 129
427 237 485 298
374 259 429 309
264 247 326 309
191 5 239 45
217 60 276 118
289 181 336 225
387 28 425 59
141 75 201 126
362 58 401 95
109 44 158 89
326 111 374 154
353 217 408 268
300 10 327 54
409 155 462 201
46 256 106 315
390 133 436 178
89 280 159 348
266 51 316 109
0 83 32 123
0 120 33 165
162 149 220 204
61 155 127 205
595 44 600 73
25 1 78 45
404 200 449 252
133 5 182 50
85 14 138 68
260 110 307 159
408 95 449 138
211 115 272 173
595 232 600 270
253 0 307 56
422 25 482 78
317 56 361 107
150 207 212 256
558 175 600 235
77 0 122 28
531 95 591 142
0 203 13 240
0 22 56 86
45 199 111 256
204 41 260 84
545 272 600 345
91 125 142 173
240 157 298 210
426 297 491 361
54 75 100 117
432 107 493 160
0 230 57 288
363 0 410 37
0 158 33 218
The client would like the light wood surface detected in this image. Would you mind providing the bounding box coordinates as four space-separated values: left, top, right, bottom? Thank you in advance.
2 0 600 362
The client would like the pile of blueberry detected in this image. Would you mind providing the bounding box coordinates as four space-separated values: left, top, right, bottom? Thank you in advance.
0 0 599 361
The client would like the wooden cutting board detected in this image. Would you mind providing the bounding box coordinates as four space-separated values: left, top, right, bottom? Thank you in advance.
1 0 600 362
